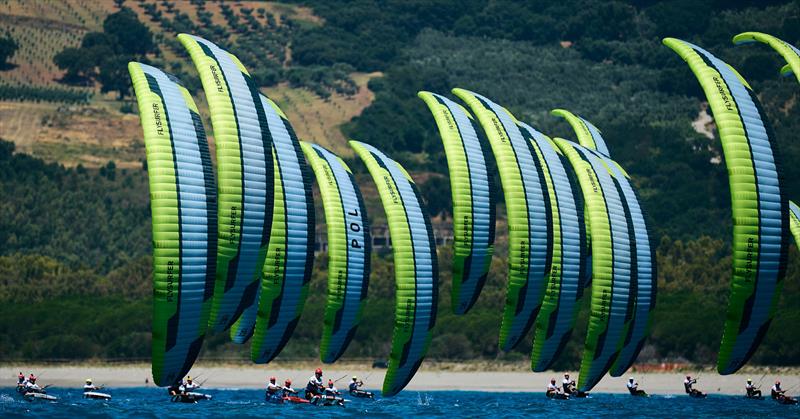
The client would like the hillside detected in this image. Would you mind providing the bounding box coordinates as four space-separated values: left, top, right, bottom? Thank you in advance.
0 0 376 166
1 0 800 367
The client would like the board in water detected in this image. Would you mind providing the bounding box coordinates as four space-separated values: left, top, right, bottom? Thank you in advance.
24 392 57 401
84 391 112 400
546 392 569 400
284 396 310 404
350 390 375 399
171 392 211 403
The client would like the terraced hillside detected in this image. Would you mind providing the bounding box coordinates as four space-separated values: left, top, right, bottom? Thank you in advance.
0 0 376 166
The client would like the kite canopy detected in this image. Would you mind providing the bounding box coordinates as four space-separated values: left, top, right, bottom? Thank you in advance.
350 140 438 397
552 110 656 377
554 138 632 392
301 142 371 364
453 88 550 352
664 37 789 375
732 31 800 82
418 91 495 314
129 62 217 386
243 95 315 364
178 34 275 333
514 122 587 373
790 201 800 247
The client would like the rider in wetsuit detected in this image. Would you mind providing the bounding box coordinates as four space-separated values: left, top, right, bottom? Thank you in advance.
684 375 704 397
305 368 324 401
324 379 344 405
562 374 574 394
772 380 786 400
546 378 563 397
627 377 646 396
745 378 761 398
266 376 283 401
84 378 102 393
282 379 297 397
349 376 374 398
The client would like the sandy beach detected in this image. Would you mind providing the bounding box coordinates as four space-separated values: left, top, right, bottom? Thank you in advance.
3 362 798 396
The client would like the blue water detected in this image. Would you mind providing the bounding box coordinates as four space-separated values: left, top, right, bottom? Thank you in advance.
1 388 796 418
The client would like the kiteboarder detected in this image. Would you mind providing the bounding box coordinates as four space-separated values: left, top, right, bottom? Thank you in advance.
562 373 573 393
627 377 647 396
16 372 26 393
182 376 200 392
745 378 762 399
266 376 283 403
546 378 567 399
84 378 102 393
771 380 798 404
24 374 44 394
684 375 706 398
561 373 588 397
771 380 785 399
323 379 344 406
305 368 324 402
349 376 374 399
83 378 111 400
282 379 298 397
167 382 181 397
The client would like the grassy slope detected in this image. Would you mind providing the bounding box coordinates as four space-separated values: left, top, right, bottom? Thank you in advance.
0 0 376 167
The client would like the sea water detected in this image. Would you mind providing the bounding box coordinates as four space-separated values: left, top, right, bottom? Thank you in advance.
0 388 795 418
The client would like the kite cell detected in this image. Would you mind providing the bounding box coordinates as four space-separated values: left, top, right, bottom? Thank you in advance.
733 31 800 83
350 141 438 397
243 95 315 364
129 62 217 386
179 34 274 333
664 37 789 375
453 88 550 352
301 142 371 363
418 91 495 314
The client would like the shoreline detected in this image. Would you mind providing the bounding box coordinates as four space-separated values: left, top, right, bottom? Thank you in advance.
2 363 798 395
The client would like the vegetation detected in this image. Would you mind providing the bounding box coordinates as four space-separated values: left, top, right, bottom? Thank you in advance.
1 139 799 366
54 8 155 98
0 83 90 103
2 0 800 367
0 32 19 69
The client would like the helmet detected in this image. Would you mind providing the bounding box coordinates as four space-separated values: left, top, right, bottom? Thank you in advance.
315 368 323 375
747 378 752 383
187 376 192 381
353 376 358 381
86 378 92 383
269 376 276 383
629 377 634 381
328 379 334 386
285 379 292 386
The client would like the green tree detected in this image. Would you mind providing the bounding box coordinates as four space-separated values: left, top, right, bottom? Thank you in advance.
103 7 154 55
54 47 96 83
0 33 18 68
98 55 132 99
